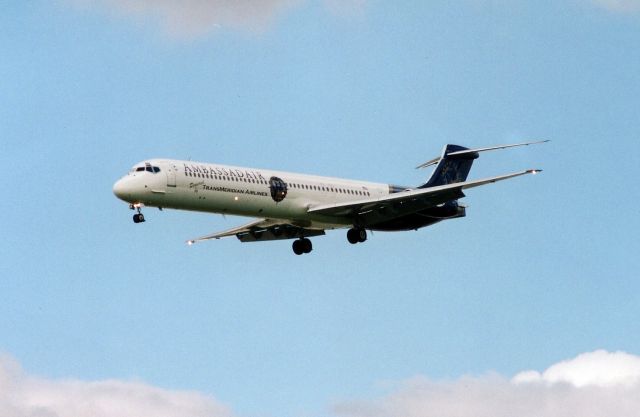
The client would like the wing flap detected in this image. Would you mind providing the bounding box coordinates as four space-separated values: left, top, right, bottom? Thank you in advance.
187 218 275 244
186 218 325 244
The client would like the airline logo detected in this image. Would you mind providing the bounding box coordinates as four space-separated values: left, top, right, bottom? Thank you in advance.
269 176 287 202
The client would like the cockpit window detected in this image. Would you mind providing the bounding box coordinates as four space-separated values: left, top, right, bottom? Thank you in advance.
131 164 161 174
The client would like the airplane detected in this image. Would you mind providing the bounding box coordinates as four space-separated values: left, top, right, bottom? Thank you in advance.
113 140 547 255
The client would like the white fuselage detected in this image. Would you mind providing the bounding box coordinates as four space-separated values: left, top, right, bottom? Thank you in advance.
113 159 393 230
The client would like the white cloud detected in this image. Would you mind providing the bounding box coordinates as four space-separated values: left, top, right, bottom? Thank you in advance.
0 355 233 417
333 350 640 417
513 349 640 387
67 0 301 38
66 0 368 38
592 0 640 12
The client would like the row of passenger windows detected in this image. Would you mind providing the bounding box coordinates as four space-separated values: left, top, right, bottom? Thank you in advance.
288 182 370 196
185 171 371 196
187 171 266 184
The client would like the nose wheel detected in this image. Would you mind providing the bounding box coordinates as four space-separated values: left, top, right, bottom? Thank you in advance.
292 238 313 255
131 205 145 223
347 228 367 244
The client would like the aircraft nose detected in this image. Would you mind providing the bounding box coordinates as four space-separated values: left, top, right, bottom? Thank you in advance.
113 178 131 201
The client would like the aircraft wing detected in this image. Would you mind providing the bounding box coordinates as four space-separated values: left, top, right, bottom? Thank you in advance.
308 169 541 219
187 218 325 244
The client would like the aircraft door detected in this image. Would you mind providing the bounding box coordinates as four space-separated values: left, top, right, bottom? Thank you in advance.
167 165 177 187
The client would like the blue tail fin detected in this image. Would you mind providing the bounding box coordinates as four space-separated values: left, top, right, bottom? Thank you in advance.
419 144 479 188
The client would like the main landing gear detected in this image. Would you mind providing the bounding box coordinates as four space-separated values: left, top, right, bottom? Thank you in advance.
347 227 367 244
292 238 313 255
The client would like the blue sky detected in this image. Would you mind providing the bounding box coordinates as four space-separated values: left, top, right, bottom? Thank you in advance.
1 1 640 416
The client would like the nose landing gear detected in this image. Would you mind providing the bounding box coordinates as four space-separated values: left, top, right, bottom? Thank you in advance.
130 204 145 223
292 238 313 255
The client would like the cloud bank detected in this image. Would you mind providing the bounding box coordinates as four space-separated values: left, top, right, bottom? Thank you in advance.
2 350 640 417
334 350 640 417
0 355 233 417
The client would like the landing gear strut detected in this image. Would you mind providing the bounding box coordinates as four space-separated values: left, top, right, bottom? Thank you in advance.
292 238 313 255
347 228 367 244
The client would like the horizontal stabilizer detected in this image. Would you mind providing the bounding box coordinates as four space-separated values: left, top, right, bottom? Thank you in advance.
416 140 549 169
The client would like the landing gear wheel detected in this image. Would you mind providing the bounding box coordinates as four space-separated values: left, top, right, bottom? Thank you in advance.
292 239 304 255
132 206 145 223
348 228 367 244
292 238 313 255
347 228 359 244
302 238 312 254
357 228 367 243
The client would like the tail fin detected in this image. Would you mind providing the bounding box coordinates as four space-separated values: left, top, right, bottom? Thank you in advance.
419 144 479 188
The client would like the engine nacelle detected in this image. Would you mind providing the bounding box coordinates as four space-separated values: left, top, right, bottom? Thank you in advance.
421 202 466 219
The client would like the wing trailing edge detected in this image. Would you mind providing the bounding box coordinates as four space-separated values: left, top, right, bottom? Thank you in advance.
186 218 325 245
